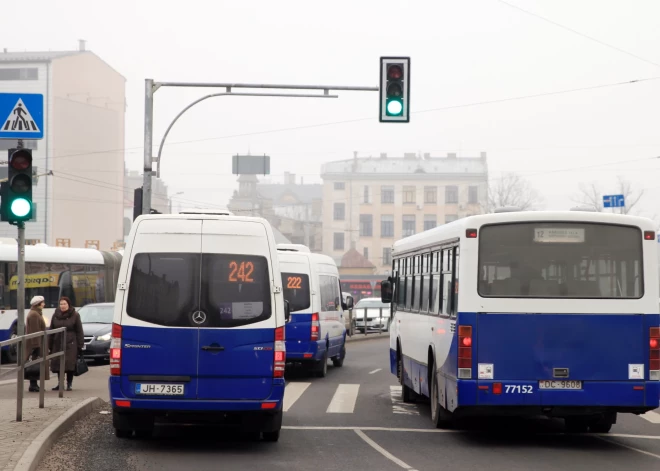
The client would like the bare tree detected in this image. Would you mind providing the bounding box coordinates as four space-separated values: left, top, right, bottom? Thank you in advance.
571 176 644 214
484 172 544 212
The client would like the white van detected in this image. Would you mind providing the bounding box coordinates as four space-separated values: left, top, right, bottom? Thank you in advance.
108 212 290 441
276 244 352 377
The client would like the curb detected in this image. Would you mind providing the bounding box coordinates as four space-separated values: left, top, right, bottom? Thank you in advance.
14 396 104 471
346 333 388 343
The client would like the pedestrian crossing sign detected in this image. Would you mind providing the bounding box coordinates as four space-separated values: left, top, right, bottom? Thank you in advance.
0 93 44 140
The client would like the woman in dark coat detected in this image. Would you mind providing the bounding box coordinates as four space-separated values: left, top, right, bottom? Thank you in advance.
25 295 49 392
48 296 84 391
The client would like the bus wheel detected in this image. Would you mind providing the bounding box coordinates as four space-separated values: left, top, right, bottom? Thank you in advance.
314 351 328 378
398 353 416 403
332 345 345 368
430 369 452 428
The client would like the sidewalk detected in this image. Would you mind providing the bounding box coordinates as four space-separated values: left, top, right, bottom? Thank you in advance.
0 396 81 470
346 331 388 342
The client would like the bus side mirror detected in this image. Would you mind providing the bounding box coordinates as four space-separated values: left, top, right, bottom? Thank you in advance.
381 278 393 304
284 300 291 322
345 295 354 310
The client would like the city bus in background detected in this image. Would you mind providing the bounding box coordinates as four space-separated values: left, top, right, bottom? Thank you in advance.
0 241 122 362
381 209 659 433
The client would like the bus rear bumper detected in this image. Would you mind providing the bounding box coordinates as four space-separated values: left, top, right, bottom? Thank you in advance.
455 379 659 415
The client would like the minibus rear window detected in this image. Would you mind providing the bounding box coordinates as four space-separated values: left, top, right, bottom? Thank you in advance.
281 272 311 312
201 254 272 327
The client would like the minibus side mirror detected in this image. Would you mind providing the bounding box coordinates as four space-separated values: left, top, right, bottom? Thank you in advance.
381 278 393 304
345 295 354 310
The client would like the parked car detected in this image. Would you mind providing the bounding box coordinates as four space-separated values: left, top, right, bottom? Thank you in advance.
353 297 391 333
79 302 114 363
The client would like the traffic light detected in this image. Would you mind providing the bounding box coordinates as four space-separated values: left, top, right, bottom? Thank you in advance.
133 187 143 221
379 57 410 123
1 148 33 224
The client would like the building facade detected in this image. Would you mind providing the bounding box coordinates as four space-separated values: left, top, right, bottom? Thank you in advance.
321 152 489 275
0 42 126 249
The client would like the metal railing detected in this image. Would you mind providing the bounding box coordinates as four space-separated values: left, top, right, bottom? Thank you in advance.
355 308 390 336
0 327 66 421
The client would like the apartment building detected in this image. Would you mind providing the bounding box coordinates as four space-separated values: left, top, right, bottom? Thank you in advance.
320 152 489 274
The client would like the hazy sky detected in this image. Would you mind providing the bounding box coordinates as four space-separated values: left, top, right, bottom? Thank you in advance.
3 0 660 219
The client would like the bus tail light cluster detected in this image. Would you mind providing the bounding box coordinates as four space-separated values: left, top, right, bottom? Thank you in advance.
458 325 472 379
311 313 320 341
650 327 659 381
274 326 286 378
110 323 122 376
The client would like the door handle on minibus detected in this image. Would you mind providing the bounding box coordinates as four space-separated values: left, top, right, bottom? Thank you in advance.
201 345 225 351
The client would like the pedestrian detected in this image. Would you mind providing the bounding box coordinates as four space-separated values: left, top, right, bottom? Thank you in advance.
25 295 49 392
48 296 84 391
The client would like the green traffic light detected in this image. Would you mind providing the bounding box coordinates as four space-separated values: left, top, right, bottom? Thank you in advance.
386 99 403 116
10 198 31 218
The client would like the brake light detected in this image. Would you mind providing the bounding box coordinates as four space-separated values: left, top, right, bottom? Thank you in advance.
493 383 502 394
274 326 286 378
644 231 655 240
458 325 472 378
650 327 660 380
311 312 319 341
110 323 122 376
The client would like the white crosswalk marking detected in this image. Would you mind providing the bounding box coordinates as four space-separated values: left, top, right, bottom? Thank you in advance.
283 382 311 411
390 385 419 415
327 384 360 413
639 411 660 424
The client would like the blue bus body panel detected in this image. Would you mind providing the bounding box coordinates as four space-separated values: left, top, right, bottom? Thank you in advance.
119 326 199 401
197 327 275 400
475 313 646 381
284 313 325 360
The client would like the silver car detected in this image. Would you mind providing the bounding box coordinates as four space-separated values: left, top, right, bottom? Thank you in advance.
353 297 391 333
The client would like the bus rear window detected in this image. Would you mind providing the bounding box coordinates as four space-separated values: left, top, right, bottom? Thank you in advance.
478 222 643 299
281 273 311 312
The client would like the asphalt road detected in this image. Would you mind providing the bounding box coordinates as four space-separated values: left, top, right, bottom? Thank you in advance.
36 337 660 470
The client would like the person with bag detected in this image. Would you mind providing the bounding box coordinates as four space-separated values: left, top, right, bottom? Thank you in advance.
25 295 49 392
48 296 84 391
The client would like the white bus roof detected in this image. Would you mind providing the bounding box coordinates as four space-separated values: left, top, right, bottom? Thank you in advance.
0 244 105 264
392 210 657 255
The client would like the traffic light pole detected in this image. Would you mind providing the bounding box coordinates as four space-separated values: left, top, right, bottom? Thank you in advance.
141 80 378 216
14 139 26 338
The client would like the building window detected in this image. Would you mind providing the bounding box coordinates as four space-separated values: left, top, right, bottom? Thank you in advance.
381 185 394 204
403 186 416 204
334 182 345 190
0 68 38 81
334 202 345 220
363 186 370 204
402 215 416 237
468 186 478 204
424 186 437 204
359 214 373 237
363 247 369 260
383 247 392 266
445 214 458 223
424 214 437 231
333 232 344 251
445 186 458 204
381 215 394 237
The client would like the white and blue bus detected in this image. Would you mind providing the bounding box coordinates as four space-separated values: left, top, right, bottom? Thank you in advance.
381 210 660 433
0 242 122 362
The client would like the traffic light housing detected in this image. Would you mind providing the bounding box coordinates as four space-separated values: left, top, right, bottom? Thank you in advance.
133 186 161 221
2 148 33 224
379 57 410 123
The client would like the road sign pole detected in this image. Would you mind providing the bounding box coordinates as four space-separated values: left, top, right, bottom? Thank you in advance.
142 79 154 216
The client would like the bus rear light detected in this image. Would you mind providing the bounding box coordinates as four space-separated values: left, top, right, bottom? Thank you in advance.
274 326 286 378
458 325 472 377
311 313 320 341
110 323 122 376
644 231 655 240
493 383 502 394
650 327 660 377
466 229 478 238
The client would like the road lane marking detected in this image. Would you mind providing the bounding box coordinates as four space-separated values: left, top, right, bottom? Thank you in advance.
597 436 660 460
354 429 418 470
283 382 310 412
390 385 419 415
369 368 381 374
327 384 360 413
283 426 458 433
639 411 660 424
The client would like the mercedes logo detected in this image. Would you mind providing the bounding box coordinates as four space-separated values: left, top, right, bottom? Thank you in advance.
191 311 207 325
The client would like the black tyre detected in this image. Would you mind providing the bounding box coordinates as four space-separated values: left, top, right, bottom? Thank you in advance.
134 429 152 439
315 350 328 378
115 428 132 438
332 345 346 367
262 429 281 442
430 367 452 428
397 351 416 403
